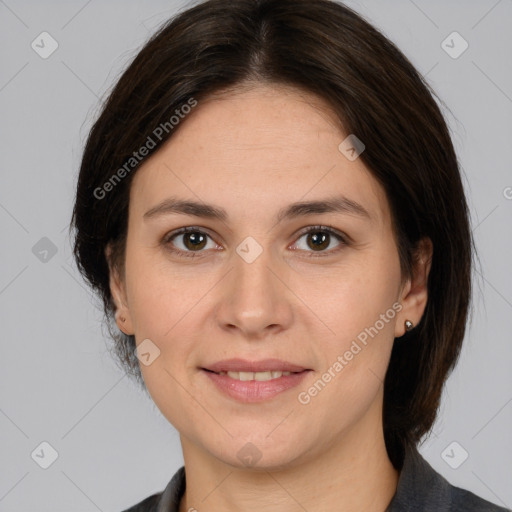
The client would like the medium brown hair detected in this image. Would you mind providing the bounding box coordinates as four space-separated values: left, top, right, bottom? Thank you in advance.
70 0 474 470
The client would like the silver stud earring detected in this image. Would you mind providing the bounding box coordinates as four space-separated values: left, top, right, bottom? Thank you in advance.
404 319 414 332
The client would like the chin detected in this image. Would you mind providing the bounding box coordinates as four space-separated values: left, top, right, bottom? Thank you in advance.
206 435 310 472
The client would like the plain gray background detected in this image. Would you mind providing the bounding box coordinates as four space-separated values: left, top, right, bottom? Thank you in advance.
0 0 511 510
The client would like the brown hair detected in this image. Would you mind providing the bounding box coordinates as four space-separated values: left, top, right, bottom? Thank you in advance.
70 0 474 470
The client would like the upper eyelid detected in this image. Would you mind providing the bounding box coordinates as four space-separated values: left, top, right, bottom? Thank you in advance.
295 225 347 239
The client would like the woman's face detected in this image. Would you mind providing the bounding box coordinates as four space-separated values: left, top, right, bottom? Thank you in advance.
110 84 424 469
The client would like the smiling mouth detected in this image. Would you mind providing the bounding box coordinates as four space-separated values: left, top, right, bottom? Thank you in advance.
203 369 305 381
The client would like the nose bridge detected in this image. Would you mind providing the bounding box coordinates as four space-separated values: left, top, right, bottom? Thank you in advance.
235 239 274 294
217 236 293 335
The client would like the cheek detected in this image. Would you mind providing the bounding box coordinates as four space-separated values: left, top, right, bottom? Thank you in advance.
299 275 400 437
124 246 188 331
317 250 401 335
311 246 401 389
124 248 209 378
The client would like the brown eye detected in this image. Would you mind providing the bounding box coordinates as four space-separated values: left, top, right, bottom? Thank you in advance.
291 226 347 256
164 228 217 257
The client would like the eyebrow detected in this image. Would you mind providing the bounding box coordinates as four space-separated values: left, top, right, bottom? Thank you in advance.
143 195 372 223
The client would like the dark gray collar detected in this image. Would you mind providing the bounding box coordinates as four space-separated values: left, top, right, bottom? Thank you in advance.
157 465 185 512
385 443 448 511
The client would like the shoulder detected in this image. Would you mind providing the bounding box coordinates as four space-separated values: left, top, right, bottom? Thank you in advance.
121 491 162 511
449 484 510 511
387 444 510 511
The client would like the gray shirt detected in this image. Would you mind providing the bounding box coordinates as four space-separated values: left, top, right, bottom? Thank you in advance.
122 444 510 511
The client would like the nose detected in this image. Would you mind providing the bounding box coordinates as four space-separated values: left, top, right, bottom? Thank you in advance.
214 242 294 340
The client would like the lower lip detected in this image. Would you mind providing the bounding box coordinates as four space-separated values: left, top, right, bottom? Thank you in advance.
202 369 311 403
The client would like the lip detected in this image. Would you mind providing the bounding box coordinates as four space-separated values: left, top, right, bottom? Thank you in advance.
202 368 312 403
202 358 309 373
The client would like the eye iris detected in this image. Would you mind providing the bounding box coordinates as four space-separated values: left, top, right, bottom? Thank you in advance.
307 231 329 251
184 232 207 251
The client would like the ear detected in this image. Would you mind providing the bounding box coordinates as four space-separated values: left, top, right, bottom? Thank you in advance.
395 237 433 337
105 243 134 335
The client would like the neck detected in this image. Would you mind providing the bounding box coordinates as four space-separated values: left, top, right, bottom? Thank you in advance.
178 396 399 512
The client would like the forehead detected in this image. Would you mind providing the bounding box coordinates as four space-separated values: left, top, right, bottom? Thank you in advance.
129 84 390 228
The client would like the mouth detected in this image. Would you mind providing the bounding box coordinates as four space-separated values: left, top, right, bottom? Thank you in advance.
200 359 312 402
202 368 305 381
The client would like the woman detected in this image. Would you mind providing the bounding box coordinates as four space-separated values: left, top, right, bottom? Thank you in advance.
71 0 510 510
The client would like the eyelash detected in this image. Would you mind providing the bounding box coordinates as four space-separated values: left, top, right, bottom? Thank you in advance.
162 225 349 259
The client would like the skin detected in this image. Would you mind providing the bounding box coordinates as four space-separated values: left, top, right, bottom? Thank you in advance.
107 83 432 512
